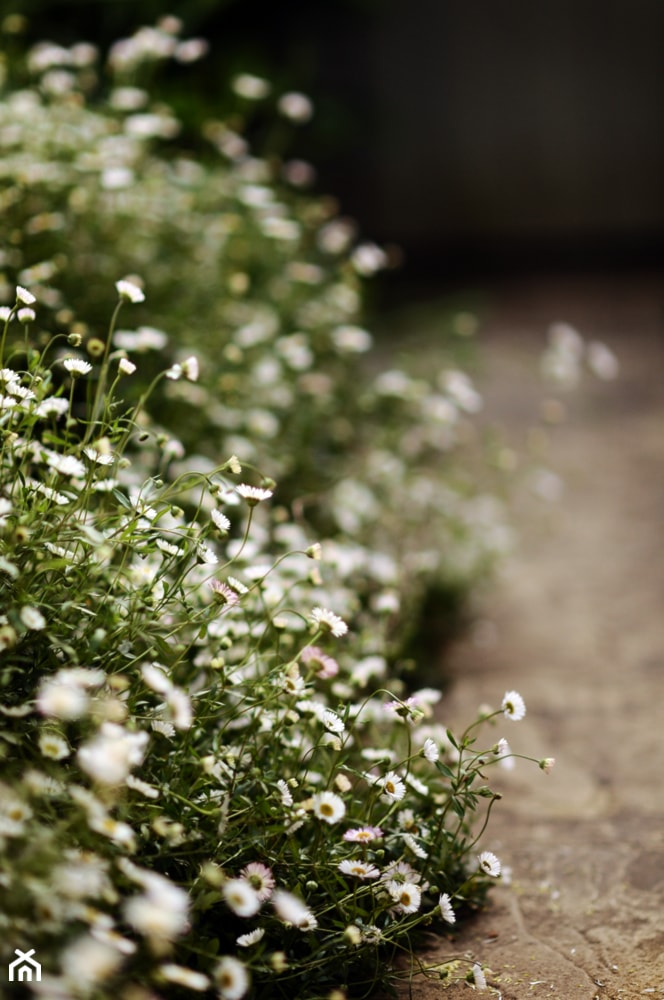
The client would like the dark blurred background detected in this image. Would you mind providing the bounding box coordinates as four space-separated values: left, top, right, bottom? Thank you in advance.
9 0 664 287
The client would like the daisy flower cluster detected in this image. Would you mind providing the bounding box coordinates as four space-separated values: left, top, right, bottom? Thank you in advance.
0 15 524 708
0 19 564 1000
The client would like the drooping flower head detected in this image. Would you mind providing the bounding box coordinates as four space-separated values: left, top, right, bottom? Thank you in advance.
439 892 456 924
310 606 348 638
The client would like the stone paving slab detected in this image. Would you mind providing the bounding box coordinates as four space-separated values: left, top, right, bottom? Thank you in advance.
390 276 664 1000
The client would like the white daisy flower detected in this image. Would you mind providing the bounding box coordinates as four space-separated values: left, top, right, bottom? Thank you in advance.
379 771 406 802
38 731 70 760
310 606 348 638
124 874 189 945
236 483 274 506
209 579 240 608
338 859 381 880
402 833 427 859
126 775 159 799
214 955 250 1000
539 757 556 774
118 357 136 375
502 690 526 721
20 605 46 630
277 91 313 123
151 720 176 738
240 862 275 901
272 890 318 930
387 881 421 914
472 963 487 990
276 779 293 807
63 358 92 376
115 279 145 304
37 676 89 720
236 928 264 947
35 397 69 419
321 709 345 735
211 509 231 533
311 790 346 824
159 965 209 991
439 892 456 924
422 737 439 762
223 879 261 918
232 73 270 99
478 851 502 877
77 722 149 786
404 772 429 796
16 285 36 306
141 662 172 694
165 354 199 381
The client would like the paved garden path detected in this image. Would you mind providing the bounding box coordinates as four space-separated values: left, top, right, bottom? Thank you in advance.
405 274 664 999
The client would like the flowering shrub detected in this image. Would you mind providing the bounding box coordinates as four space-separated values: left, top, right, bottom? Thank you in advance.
0 18 572 999
0 16 514 685
0 285 553 998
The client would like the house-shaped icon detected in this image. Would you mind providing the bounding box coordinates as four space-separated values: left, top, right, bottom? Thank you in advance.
9 948 42 982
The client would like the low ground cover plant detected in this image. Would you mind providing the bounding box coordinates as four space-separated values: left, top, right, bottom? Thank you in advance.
0 283 551 998
0 18 603 1000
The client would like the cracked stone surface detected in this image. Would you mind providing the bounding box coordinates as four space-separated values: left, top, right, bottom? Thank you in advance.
393 275 664 1000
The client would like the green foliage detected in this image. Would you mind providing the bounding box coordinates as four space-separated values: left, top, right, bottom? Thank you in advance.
0 19 551 1000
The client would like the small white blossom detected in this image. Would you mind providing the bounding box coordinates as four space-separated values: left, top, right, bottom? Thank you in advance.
118 357 137 375
115 279 145 303
310 606 348 638
16 285 36 306
63 358 92 376
272 890 317 930
276 779 293 807
214 956 250 1000
478 851 502 877
502 690 526 721
124 873 190 945
472 963 487 990
38 731 70 760
211 509 231 533
338 859 381 880
223 879 261 918
20 605 46 630
232 73 270 100
77 722 149 786
379 771 406 802
37 676 89 720
439 892 456 924
422 737 439 762
387 881 421 914
236 928 264 947
277 91 313 122
236 483 273 506
311 790 346 824
159 964 210 991
321 709 345 735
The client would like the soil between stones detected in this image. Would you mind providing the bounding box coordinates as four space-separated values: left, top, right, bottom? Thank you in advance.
388 275 664 1000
